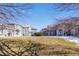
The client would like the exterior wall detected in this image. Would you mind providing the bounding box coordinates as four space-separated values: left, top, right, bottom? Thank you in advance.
41 29 57 36
22 27 31 36
0 29 8 36
56 29 64 36
47 30 57 36
22 25 32 36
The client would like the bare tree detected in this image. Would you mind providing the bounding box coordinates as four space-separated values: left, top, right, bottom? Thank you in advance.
51 3 79 11
0 40 45 56
50 3 79 21
0 3 32 36
0 3 32 24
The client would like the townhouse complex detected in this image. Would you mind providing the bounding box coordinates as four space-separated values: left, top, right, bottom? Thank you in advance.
0 23 37 36
41 17 79 37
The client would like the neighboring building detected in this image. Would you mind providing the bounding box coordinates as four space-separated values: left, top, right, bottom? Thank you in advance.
31 28 37 36
41 17 79 37
0 23 36 36
22 24 32 36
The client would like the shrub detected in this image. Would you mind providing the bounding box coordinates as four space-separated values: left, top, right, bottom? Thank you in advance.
34 32 43 36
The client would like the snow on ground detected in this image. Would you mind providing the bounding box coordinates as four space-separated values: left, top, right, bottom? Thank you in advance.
46 36 79 44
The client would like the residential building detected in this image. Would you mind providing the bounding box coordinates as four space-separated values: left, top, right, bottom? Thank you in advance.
41 17 79 37
31 28 37 36
0 23 36 36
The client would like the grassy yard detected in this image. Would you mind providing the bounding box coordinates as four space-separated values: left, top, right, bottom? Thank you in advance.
0 36 79 56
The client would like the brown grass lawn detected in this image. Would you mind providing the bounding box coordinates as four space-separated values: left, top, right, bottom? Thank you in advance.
0 36 79 56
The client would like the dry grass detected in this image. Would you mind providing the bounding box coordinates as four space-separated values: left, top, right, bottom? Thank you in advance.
0 36 79 56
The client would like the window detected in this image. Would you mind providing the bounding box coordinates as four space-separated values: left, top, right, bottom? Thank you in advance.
16 29 19 35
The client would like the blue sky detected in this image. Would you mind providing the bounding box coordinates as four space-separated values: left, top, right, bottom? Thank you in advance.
24 3 79 30
2 3 79 30
17 4 56 30
27 4 56 30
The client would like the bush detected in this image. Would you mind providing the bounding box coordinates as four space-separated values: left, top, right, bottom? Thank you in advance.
34 32 43 36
